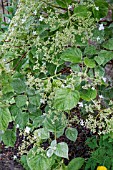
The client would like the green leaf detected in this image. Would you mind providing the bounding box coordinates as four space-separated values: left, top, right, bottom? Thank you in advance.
12 78 26 94
33 115 45 128
93 0 108 19
53 88 80 111
70 64 80 72
95 50 113 66
46 62 56 75
29 94 41 107
10 105 21 117
5 6 15 13
26 87 35 96
47 149 54 158
15 111 29 129
84 57 96 68
61 48 82 64
56 0 72 8
15 95 27 107
94 55 104 66
34 128 50 139
55 164 67 170
0 108 12 131
2 129 16 147
27 150 52 170
1 71 14 94
84 45 97 55
86 137 98 149
102 38 113 50
94 66 105 77
80 88 97 101
67 157 84 170
65 127 78 142
74 5 90 18
20 155 30 170
44 112 66 134
55 142 68 159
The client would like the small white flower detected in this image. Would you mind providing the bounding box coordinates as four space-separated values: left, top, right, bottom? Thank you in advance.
61 84 65 88
68 5 72 10
39 16 44 21
99 95 104 99
34 10 37 15
97 36 100 41
25 127 31 133
16 124 19 128
26 101 29 106
100 18 103 21
34 136 37 139
99 24 104 31
33 31 37 35
78 102 83 107
12 28 14 31
67 85 72 88
95 6 99 11
7 18 11 23
38 132 41 137
40 99 45 104
91 87 95 90
102 77 107 82
80 119 84 126
13 155 17 160
22 18 26 23
14 23 17 27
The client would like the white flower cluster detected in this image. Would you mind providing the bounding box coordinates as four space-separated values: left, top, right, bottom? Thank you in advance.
85 108 113 135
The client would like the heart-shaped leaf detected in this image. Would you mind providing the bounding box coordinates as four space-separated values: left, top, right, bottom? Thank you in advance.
53 88 80 111
61 48 82 64
55 142 68 159
65 127 78 142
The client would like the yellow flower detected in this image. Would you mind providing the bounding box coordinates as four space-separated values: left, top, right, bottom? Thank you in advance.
97 166 107 170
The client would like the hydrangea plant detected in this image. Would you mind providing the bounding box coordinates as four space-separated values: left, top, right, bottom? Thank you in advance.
0 0 113 169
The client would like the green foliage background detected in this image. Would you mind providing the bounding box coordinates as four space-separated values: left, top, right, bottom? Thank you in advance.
0 0 113 169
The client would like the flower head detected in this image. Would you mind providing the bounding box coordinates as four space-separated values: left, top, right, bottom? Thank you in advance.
91 87 95 90
39 16 44 21
99 95 104 99
80 119 84 126
95 6 99 11
102 77 107 82
97 36 100 41
34 10 37 15
78 102 83 107
13 155 17 160
96 166 107 170
25 126 31 133
68 5 72 10
99 24 104 30
16 124 19 128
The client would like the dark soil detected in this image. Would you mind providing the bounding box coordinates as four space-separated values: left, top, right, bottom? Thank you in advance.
0 143 24 170
0 108 93 170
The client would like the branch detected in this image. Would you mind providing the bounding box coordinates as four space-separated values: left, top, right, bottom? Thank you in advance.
13 52 27 70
